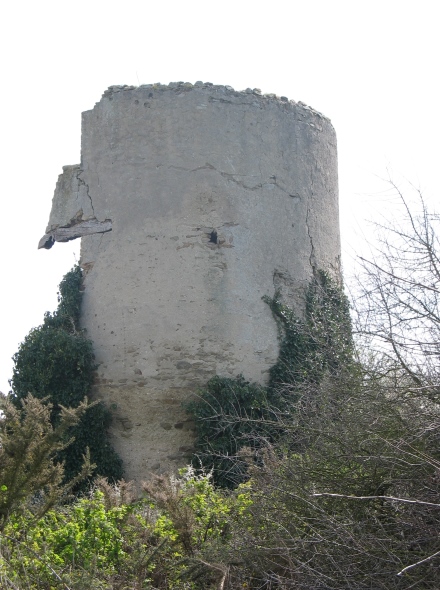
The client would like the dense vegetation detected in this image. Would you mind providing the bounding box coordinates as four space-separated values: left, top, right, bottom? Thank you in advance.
186 269 354 488
1 189 439 588
9 265 123 487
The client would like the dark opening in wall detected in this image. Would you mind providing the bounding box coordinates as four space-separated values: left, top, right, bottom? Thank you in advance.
209 230 218 244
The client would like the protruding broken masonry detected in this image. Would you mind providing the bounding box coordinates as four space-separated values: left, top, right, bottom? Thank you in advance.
40 81 341 482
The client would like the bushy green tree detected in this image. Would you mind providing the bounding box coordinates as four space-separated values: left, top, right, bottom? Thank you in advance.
9 265 123 487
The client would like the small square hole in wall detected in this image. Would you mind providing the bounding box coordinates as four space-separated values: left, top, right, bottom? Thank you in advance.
209 230 218 244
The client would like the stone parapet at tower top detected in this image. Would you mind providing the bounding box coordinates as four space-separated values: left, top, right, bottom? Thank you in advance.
40 81 341 482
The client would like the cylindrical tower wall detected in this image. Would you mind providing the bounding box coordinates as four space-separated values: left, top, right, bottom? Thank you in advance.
45 83 340 482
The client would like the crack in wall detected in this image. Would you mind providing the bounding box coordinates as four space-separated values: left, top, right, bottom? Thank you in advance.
207 162 301 199
76 168 96 217
169 162 301 199
306 163 317 269
306 206 316 269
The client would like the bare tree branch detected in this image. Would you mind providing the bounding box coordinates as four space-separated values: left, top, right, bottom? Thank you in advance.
311 492 440 508
397 550 440 577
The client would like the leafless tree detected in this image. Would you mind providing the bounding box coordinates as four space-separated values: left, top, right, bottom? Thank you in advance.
353 178 440 401
209 185 440 589
222 375 440 589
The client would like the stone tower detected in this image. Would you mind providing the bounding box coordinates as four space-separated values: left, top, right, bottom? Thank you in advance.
39 82 340 482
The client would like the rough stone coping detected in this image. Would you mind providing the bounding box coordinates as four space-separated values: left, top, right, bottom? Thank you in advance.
99 82 328 121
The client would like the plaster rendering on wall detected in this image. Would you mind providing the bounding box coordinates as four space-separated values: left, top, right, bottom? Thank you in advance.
40 81 341 482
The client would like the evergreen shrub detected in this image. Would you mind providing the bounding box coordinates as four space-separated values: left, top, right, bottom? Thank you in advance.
10 265 123 487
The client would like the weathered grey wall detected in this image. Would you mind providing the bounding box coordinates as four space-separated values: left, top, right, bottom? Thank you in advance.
40 82 340 482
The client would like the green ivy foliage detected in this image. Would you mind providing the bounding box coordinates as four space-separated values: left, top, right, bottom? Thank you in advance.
266 269 354 391
10 265 123 488
187 270 354 488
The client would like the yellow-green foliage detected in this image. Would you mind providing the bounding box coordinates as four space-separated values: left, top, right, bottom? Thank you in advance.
2 491 128 582
145 468 243 554
0 469 252 589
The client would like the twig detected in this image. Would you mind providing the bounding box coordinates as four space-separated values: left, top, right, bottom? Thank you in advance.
311 493 440 507
397 550 440 576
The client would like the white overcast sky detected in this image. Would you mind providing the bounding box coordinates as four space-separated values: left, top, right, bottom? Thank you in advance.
1 0 439 394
